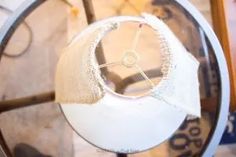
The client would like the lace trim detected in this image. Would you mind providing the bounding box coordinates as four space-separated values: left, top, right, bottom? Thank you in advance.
86 22 119 98
143 14 174 97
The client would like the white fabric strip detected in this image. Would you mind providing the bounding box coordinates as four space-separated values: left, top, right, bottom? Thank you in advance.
55 13 201 117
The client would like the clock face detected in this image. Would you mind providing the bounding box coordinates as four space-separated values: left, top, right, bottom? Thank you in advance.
60 17 187 153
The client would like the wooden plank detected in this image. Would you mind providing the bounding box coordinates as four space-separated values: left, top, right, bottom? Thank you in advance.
211 0 236 111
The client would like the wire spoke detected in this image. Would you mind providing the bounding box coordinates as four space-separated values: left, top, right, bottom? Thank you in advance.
134 64 155 88
99 61 122 68
131 24 143 50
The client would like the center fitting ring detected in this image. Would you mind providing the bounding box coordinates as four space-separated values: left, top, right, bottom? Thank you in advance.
122 51 140 68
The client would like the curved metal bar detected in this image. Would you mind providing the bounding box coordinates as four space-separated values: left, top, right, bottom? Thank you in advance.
0 0 46 60
0 6 33 58
174 0 230 156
